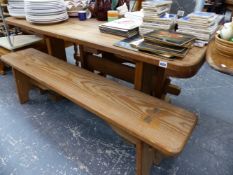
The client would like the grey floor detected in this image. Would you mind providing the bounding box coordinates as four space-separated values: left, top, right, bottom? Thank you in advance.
0 48 233 175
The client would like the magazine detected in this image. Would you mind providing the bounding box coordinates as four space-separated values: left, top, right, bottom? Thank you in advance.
99 18 141 31
99 18 141 37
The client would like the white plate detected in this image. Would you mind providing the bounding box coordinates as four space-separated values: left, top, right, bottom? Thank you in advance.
26 17 68 24
24 0 68 24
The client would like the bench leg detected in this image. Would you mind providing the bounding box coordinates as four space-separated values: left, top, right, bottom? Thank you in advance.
110 125 165 175
12 69 32 104
153 151 165 165
136 141 154 175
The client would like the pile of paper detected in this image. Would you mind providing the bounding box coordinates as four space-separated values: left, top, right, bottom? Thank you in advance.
139 0 174 35
177 12 223 42
99 18 141 38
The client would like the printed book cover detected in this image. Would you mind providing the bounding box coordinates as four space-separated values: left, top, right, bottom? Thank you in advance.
99 18 141 31
143 29 196 46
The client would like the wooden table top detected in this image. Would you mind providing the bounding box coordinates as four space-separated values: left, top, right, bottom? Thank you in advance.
6 17 207 78
206 39 233 75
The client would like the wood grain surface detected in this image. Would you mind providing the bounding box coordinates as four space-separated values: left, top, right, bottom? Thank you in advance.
0 47 10 74
6 17 206 78
1 48 197 156
206 39 233 75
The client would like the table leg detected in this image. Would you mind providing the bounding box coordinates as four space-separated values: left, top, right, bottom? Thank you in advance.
137 63 168 98
73 43 79 66
45 37 67 61
134 62 143 91
79 45 90 70
139 63 156 95
153 67 167 98
0 61 5 75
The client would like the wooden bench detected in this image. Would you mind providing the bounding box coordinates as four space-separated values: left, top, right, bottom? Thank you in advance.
0 48 197 175
0 40 47 75
0 47 10 75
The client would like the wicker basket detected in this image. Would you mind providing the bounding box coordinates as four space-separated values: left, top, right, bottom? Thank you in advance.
215 34 233 58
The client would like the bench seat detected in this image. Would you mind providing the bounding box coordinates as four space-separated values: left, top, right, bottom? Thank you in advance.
0 48 197 175
0 47 10 74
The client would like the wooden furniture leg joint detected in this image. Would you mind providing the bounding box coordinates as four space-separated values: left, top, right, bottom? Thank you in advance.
166 84 181 96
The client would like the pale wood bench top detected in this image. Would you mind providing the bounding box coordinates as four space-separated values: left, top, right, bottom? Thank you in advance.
1 48 197 156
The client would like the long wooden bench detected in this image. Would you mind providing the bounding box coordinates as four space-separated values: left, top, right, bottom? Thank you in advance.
0 40 47 75
0 48 197 175
0 47 10 75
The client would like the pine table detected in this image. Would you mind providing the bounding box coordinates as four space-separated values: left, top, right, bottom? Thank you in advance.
6 17 207 98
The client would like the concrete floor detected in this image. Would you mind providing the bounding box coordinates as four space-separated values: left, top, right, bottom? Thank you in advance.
0 49 233 175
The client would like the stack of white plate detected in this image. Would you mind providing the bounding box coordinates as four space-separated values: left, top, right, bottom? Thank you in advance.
25 0 68 24
8 0 25 18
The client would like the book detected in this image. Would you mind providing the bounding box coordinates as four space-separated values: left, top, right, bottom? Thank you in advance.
135 41 189 58
188 12 216 19
143 13 176 23
178 16 216 27
141 22 173 29
99 18 141 37
136 40 187 52
142 1 172 8
143 30 196 47
140 1 173 35
139 27 155 36
99 26 138 38
114 35 177 59
177 13 223 42
114 35 143 51
99 18 141 31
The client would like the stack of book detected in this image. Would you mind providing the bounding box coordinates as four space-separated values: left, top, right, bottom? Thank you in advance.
134 30 196 58
99 18 141 38
139 0 174 35
177 12 223 43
